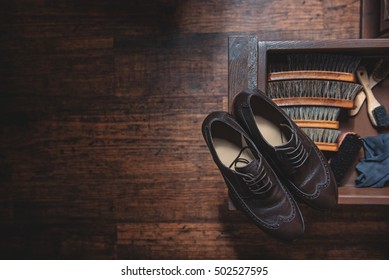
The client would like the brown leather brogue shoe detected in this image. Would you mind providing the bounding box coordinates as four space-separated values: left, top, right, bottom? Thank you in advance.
202 111 305 241
233 90 338 210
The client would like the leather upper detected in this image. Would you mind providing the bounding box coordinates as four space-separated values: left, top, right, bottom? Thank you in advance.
202 111 305 241
233 90 338 210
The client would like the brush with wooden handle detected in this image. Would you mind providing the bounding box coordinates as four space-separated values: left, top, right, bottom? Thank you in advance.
283 106 340 129
349 59 389 117
268 53 361 83
267 80 362 109
356 66 389 128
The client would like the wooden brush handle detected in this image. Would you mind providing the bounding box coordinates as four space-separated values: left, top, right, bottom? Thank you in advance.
272 97 354 109
356 66 382 126
348 90 365 117
315 142 339 152
348 77 380 117
293 120 339 129
268 70 356 83
349 61 387 117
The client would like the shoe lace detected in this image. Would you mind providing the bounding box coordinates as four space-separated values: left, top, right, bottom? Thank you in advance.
278 124 310 174
229 146 273 195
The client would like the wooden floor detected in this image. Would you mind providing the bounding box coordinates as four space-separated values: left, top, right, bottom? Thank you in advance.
1 0 389 259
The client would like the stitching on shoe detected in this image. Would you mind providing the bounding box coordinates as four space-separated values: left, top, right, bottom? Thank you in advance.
225 176 297 230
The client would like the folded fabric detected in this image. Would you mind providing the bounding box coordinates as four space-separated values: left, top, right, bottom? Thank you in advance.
355 134 389 188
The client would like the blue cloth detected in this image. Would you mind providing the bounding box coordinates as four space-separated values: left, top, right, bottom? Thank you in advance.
355 134 389 188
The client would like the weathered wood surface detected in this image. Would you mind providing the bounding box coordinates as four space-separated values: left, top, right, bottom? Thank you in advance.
2 0 389 259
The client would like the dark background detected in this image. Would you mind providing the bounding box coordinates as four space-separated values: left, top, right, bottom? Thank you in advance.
1 0 388 259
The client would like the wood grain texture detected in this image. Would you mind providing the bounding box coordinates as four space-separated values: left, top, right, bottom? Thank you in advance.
228 36 257 111
2 0 389 260
116 204 389 259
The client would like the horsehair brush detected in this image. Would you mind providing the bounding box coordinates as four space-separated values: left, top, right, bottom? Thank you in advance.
267 80 361 151
267 53 362 152
282 106 342 151
267 53 362 107
301 127 341 152
329 132 363 185
268 53 361 82
283 106 340 129
267 79 363 109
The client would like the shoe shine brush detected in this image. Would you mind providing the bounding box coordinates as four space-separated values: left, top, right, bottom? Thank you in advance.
329 132 363 185
349 58 389 117
356 64 389 128
267 53 362 152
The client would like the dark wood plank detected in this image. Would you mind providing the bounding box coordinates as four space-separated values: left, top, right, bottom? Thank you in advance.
3 0 388 260
116 204 389 259
228 36 257 111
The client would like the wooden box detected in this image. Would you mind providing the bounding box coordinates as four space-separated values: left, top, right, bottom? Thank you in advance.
228 37 389 205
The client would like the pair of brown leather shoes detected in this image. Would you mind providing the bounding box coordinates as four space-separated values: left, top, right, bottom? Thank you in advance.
202 90 338 241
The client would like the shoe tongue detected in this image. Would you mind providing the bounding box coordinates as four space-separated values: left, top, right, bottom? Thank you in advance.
274 124 294 147
274 125 297 151
235 159 260 174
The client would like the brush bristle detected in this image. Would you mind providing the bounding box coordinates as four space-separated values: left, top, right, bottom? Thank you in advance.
373 106 389 128
371 59 389 82
267 80 362 100
269 53 362 73
283 106 340 121
301 128 340 143
330 133 363 184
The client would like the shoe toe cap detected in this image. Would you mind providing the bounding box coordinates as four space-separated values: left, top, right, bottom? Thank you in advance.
270 214 305 242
